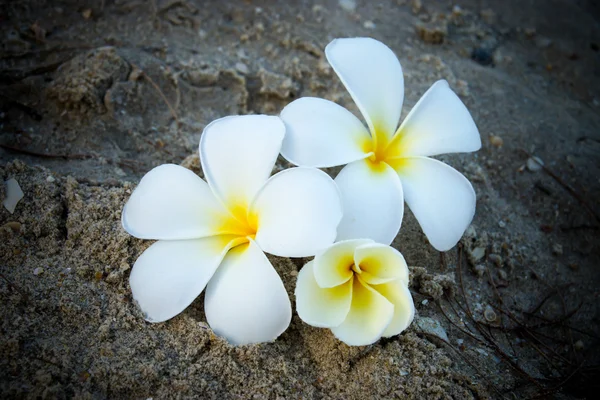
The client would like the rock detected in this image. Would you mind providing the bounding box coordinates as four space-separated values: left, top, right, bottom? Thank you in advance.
489 135 503 147
484 306 497 322
338 0 356 12
411 0 422 14
526 156 544 171
33 267 44 276
474 264 486 277
235 62 249 75
488 253 502 266
552 243 563 256
469 246 486 263
46 175 56 183
415 317 448 342
3 178 24 214
257 68 297 99
363 20 376 29
415 22 447 44
471 48 494 66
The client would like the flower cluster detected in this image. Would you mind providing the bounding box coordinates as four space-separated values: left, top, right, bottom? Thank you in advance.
122 38 480 346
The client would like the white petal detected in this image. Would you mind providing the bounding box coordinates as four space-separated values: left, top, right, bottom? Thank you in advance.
313 239 373 288
295 261 353 328
200 115 285 214
388 80 481 158
129 236 235 323
280 97 371 168
331 277 394 346
335 159 404 245
252 168 343 257
373 280 415 337
122 164 231 240
326 37 404 145
204 240 292 345
354 243 409 285
394 156 476 251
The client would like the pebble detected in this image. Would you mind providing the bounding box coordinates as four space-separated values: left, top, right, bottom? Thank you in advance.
3 178 24 214
489 135 503 147
363 20 376 29
470 246 486 262
471 48 494 66
484 306 497 322
33 267 44 276
2 221 21 232
526 156 544 171
46 175 56 183
552 243 563 256
498 220 506 228
421 299 429 306
338 0 356 12
488 253 503 266
415 22 447 44
498 269 508 280
415 317 448 341
235 62 249 75
474 264 486 277
574 340 584 350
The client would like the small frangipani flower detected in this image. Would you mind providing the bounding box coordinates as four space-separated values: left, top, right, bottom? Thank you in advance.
122 115 343 345
295 239 415 346
280 37 482 251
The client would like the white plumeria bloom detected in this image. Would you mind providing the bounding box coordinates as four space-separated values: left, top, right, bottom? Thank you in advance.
296 239 415 346
281 37 481 251
122 115 343 345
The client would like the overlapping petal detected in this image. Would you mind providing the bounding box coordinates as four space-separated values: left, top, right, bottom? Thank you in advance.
280 97 371 168
129 235 236 323
354 242 409 285
200 115 285 216
330 277 394 346
252 168 343 257
335 159 404 245
122 164 232 240
295 261 353 328
387 80 481 158
393 156 476 251
204 240 292 345
374 280 415 337
326 38 404 146
313 239 373 288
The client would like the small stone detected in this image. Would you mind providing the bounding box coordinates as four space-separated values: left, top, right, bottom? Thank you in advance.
338 0 356 12
489 135 503 147
498 220 506 228
470 247 486 262
574 340 584 350
471 48 494 66
235 62 249 75
33 267 44 276
399 370 409 376
527 156 544 171
46 175 56 183
411 0 422 14
552 243 563 256
2 221 21 232
415 316 448 342
524 27 537 38
363 20 376 29
3 178 24 214
498 269 508 280
484 306 497 322
488 253 502 266
82 8 92 19
421 299 429 306
474 264 486 277
451 5 463 16
415 22 447 44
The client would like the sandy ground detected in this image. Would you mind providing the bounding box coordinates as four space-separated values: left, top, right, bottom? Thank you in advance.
1 0 599 398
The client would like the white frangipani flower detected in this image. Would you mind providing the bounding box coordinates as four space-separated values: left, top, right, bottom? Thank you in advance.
295 239 415 346
280 37 481 251
122 115 343 345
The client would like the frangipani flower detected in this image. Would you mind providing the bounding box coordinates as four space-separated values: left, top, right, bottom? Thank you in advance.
296 239 414 346
281 37 481 251
122 115 343 345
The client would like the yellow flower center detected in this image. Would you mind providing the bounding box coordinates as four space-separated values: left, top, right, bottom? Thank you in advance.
361 125 412 172
216 200 258 248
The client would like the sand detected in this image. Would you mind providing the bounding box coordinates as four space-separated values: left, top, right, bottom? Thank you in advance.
1 0 599 398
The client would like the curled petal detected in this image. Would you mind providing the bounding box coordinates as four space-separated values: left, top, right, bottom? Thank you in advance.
388 80 481 158
295 261 353 328
200 115 285 216
122 164 231 240
374 280 415 338
129 235 236 323
393 156 476 251
335 159 404 245
204 240 292 345
331 277 394 346
280 97 371 168
252 168 343 257
354 243 409 285
313 239 373 288
326 37 404 146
